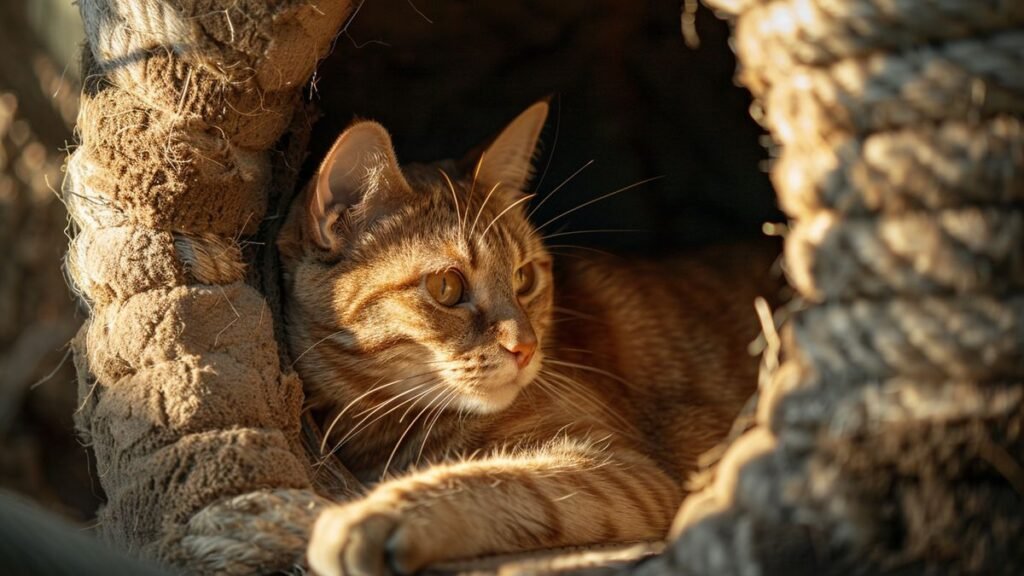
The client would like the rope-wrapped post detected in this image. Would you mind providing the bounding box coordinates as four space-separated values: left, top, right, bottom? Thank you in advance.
637 1 1024 574
64 1 351 572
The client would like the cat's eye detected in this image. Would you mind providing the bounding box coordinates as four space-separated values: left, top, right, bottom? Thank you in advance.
515 262 537 296
425 269 466 307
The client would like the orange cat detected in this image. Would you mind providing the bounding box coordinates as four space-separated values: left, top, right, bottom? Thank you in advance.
277 102 777 575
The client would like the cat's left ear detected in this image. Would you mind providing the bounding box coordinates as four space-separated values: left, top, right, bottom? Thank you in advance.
308 121 411 252
475 101 549 194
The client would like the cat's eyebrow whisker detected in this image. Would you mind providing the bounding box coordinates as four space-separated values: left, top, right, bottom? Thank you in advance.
542 228 639 241
545 244 618 259
438 168 464 237
469 181 503 239
527 159 593 220
544 241 614 260
480 193 537 239
464 151 485 233
535 175 663 232
531 97 560 196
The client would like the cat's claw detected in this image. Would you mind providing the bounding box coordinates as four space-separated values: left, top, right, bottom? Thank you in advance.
309 501 427 576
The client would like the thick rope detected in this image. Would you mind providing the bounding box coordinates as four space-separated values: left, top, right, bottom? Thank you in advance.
732 0 1024 90
776 117 1024 215
65 1 352 573
609 0 1024 574
766 33 1024 141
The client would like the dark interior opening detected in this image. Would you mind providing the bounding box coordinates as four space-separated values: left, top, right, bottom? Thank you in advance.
305 0 779 255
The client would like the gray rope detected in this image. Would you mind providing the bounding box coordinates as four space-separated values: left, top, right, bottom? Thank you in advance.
618 0 1024 573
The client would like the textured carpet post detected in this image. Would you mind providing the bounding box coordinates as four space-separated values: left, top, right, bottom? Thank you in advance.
64 1 351 572
624 1 1024 574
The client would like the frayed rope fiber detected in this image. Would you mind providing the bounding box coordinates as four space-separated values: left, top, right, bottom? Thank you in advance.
610 1 1024 574
65 1 352 573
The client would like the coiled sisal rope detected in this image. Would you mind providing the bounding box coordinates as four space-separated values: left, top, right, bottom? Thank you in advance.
64 1 352 573
628 1 1024 574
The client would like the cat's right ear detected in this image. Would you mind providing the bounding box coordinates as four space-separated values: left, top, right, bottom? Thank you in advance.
307 121 411 251
474 101 549 194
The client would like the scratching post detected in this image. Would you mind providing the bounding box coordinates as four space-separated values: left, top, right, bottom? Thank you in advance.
642 1 1024 574
64 1 351 572
62 0 1024 573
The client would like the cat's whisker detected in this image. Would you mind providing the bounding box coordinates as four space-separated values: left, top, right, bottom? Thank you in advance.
321 373 387 450
552 306 603 323
532 376 605 430
540 366 618 407
469 181 503 239
480 193 536 240
329 380 441 453
338 367 450 422
398 381 447 422
350 379 434 421
542 346 595 356
527 159 594 220
334 372 421 420
320 368 448 452
552 389 640 444
535 175 663 232
538 369 642 439
438 168 464 237
544 359 639 391
416 387 459 465
289 327 348 368
324 383 429 453
326 388 439 462
414 393 447 465
382 385 449 479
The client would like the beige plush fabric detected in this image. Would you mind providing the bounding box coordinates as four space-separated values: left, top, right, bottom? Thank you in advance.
64 2 352 573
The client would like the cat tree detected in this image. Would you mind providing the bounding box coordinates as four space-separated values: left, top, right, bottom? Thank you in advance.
64 0 1022 574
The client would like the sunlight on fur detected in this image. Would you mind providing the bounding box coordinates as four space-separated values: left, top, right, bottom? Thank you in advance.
277 102 779 575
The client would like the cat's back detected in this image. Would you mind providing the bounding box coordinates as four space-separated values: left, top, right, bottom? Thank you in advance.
552 239 780 361
548 239 780 473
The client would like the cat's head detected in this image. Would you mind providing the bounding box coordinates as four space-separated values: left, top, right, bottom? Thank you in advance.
279 102 553 415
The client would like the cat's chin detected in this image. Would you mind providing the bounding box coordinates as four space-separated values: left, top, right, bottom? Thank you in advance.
452 357 541 414
454 382 522 415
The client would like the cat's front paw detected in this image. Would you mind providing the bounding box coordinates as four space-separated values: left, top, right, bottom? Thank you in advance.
308 500 429 576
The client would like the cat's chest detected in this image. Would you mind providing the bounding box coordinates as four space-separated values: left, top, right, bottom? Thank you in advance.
336 390 602 483
337 412 486 483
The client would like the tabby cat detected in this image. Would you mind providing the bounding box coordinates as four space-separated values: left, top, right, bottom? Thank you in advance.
277 102 777 575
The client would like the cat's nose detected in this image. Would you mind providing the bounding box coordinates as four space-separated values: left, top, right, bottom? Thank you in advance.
502 338 537 369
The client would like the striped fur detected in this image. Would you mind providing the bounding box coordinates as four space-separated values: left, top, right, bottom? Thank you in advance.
279 104 777 575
